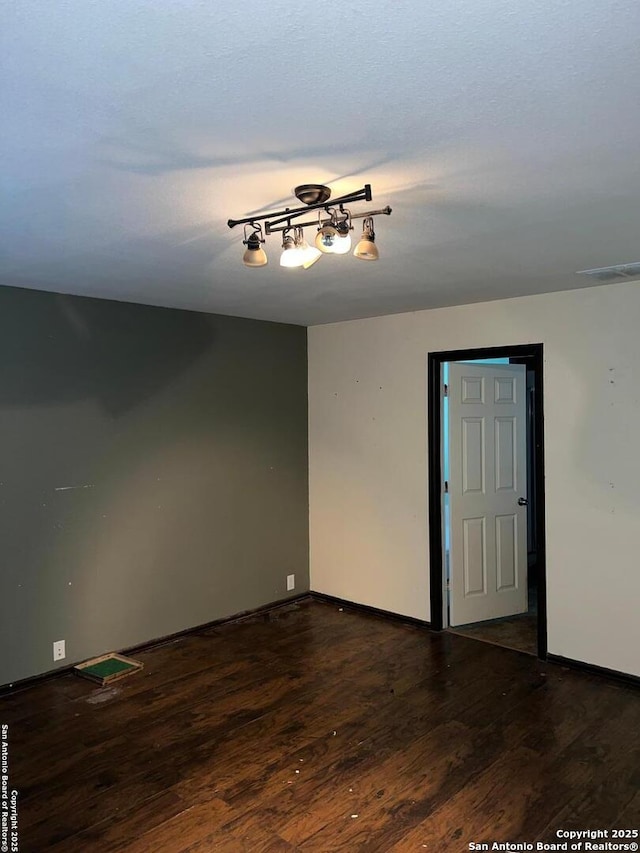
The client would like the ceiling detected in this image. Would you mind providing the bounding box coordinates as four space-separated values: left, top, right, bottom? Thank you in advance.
2 1 640 326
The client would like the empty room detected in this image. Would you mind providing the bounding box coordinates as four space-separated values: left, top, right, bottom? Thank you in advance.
1 2 639 852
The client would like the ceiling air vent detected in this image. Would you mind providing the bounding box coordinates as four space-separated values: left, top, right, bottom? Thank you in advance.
576 262 640 283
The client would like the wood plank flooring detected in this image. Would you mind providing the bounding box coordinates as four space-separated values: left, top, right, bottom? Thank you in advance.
2 598 639 852
448 609 537 655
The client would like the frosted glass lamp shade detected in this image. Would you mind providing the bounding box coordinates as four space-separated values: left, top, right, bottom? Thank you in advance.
302 244 322 268
332 233 352 254
243 231 268 267
354 218 379 260
292 230 323 269
354 236 379 260
243 244 268 267
280 235 304 267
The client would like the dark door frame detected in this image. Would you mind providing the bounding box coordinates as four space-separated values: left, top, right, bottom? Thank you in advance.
427 343 548 659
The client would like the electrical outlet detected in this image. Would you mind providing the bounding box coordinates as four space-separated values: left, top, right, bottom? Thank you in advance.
53 640 66 662
286 574 295 591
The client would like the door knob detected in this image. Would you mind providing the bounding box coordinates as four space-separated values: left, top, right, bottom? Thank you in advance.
517 497 528 506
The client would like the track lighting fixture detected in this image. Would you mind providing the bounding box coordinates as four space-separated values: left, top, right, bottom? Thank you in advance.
332 217 352 255
315 221 339 253
280 227 323 268
298 229 322 269
279 231 302 268
242 223 268 268
353 217 379 261
229 184 391 271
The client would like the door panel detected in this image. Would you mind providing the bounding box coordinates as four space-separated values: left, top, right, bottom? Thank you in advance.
462 418 484 493
449 362 527 626
496 514 517 590
495 417 515 490
463 517 486 596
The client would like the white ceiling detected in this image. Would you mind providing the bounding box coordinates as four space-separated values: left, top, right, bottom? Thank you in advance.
2 1 640 326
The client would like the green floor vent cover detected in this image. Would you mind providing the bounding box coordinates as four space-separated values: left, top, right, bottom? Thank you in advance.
74 653 143 685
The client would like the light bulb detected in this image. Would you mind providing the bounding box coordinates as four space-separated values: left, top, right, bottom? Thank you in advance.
315 223 338 253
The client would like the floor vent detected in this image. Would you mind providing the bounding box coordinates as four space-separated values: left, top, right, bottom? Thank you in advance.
576 262 640 283
74 653 143 685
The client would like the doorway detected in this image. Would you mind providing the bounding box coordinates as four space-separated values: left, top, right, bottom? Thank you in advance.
428 344 547 659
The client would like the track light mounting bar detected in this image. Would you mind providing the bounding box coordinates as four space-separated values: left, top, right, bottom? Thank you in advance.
227 184 373 230
263 206 392 234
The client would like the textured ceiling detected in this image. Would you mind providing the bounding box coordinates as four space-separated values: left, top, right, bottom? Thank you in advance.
2 1 640 325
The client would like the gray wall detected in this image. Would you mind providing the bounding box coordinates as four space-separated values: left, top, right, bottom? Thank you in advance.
0 286 309 685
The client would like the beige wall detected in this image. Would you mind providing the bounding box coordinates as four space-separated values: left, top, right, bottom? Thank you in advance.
308 282 640 677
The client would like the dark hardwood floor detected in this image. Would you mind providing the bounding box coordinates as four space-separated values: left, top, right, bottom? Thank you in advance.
449 573 539 656
448 609 537 655
2 598 639 852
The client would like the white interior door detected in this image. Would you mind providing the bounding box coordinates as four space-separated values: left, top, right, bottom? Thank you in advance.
448 362 528 626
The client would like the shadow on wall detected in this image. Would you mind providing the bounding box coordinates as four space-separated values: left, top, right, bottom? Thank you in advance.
0 288 215 415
